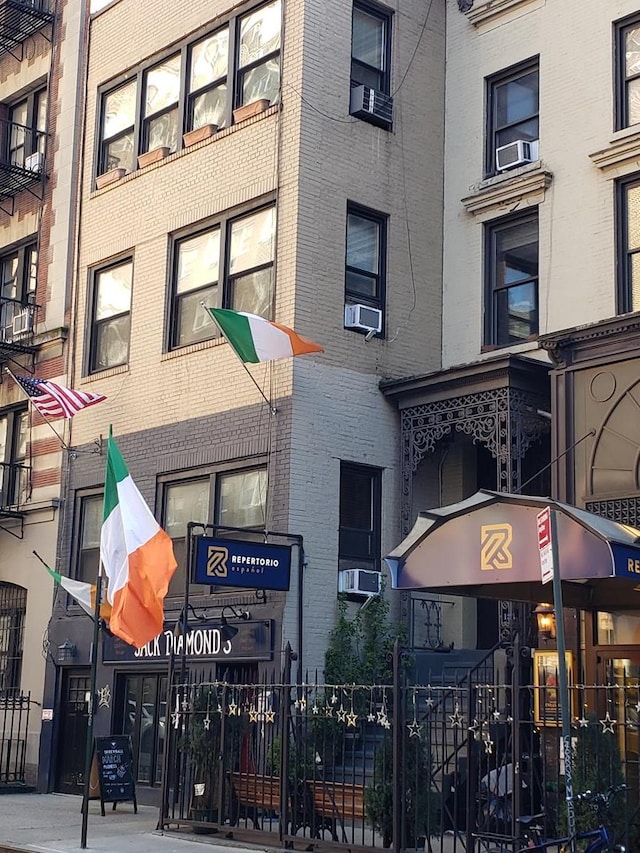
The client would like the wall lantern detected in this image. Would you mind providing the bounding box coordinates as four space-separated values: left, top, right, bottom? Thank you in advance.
220 605 251 642
57 638 77 663
534 603 556 641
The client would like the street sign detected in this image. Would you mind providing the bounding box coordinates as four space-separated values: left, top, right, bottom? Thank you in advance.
537 506 554 584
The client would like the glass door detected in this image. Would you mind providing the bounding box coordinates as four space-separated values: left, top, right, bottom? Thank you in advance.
119 673 167 787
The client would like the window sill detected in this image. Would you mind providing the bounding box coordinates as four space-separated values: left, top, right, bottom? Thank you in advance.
481 337 539 354
461 163 552 221
91 104 280 195
161 336 225 361
464 0 544 27
590 126 640 177
81 363 129 383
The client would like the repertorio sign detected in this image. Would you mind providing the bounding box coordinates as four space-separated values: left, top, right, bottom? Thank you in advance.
92 735 137 813
103 619 273 664
193 536 292 590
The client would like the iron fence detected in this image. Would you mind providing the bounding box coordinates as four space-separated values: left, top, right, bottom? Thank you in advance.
0 691 31 784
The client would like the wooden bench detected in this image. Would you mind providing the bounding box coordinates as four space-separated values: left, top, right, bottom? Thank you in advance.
307 781 366 842
229 772 282 829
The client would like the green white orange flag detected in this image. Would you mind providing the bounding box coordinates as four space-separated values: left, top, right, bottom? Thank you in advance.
42 563 112 621
101 434 177 649
206 307 324 363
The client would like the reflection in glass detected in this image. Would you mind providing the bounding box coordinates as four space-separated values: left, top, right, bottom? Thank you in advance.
242 58 280 107
352 8 384 71
96 263 132 320
192 85 227 130
230 268 272 317
104 81 137 139
238 0 281 69
95 314 131 370
147 111 179 152
218 469 267 528
191 29 228 89
229 208 275 275
145 55 181 117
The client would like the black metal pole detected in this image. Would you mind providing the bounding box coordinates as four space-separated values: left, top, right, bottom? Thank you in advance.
392 639 402 853
80 572 103 849
296 544 305 684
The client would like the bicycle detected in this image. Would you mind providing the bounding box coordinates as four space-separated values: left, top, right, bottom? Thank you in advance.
483 783 628 852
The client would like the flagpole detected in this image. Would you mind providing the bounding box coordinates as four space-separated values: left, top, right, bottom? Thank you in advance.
4 366 73 451
198 303 277 415
81 568 103 848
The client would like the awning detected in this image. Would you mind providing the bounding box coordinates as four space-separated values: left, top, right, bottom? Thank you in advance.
385 490 640 611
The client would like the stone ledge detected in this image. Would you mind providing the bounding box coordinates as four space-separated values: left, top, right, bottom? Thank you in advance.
590 128 640 177
462 165 552 220
465 0 544 26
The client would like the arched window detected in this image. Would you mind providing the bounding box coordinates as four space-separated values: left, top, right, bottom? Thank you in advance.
0 583 26 696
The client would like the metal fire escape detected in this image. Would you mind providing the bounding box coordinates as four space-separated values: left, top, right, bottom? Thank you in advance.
0 1 54 60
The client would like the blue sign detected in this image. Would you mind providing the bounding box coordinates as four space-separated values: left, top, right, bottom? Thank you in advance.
193 537 292 590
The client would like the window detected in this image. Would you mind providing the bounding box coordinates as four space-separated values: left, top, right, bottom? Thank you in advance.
345 204 386 314
616 15 640 130
617 175 640 313
339 462 381 574
0 583 26 696
97 0 281 176
8 87 47 169
160 465 267 598
169 203 275 348
485 211 539 347
486 59 538 176
0 240 38 343
0 408 29 509
76 494 103 585
351 2 391 93
88 257 132 372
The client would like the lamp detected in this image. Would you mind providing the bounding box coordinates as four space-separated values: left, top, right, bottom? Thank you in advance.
220 605 251 643
57 639 77 663
534 603 556 641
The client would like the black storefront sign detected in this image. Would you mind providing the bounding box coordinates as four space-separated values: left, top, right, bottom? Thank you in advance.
93 735 137 814
102 619 273 664
193 536 291 590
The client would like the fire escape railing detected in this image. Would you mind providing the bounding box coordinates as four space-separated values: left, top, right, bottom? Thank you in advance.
0 296 38 360
0 0 54 58
0 460 31 516
0 119 47 208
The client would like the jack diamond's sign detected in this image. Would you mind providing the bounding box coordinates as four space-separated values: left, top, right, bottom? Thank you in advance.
193 537 291 590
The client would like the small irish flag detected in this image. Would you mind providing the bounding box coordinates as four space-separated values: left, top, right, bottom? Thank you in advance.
207 307 324 363
101 434 177 649
43 563 111 621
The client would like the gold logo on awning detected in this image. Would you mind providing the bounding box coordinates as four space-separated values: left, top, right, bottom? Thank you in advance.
206 545 229 578
480 523 513 570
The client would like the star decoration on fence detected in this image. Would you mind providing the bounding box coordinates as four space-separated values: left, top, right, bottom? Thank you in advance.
449 703 464 728
347 712 358 728
172 712 180 729
377 708 389 727
299 697 307 710
228 702 238 716
636 701 640 714
600 712 616 734
407 720 422 738
203 716 211 731
265 710 276 724
492 709 501 721
577 715 589 728
367 711 375 722
311 704 319 715
468 719 481 740
484 738 494 755
249 709 259 723
337 707 347 722
425 696 435 709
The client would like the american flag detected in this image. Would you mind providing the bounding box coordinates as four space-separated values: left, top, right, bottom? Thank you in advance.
12 375 107 420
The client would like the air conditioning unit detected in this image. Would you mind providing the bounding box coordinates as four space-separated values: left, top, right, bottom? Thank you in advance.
344 303 383 334
338 568 382 597
495 139 537 171
12 311 32 337
349 84 393 127
24 152 44 173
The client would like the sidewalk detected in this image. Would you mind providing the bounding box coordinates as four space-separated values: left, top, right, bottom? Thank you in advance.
0 792 268 853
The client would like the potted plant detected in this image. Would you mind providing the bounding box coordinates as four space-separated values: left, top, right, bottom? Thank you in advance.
137 146 171 169
95 167 127 190
233 99 270 124
183 124 219 147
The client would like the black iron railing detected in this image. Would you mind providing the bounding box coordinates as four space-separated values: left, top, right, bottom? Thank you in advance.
0 296 37 355
0 460 30 509
0 118 47 202
0 691 31 784
0 1 54 57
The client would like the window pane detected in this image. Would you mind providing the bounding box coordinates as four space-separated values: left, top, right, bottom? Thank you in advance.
177 230 220 294
351 62 383 90
26 247 37 295
147 109 179 152
96 262 132 320
94 315 131 369
630 252 640 311
352 8 384 71
627 184 640 249
626 27 640 77
145 55 181 117
176 285 218 346
628 78 640 127
218 469 267 528
81 496 103 549
229 207 275 275
496 71 538 126
0 417 6 461
104 81 137 139
230 268 272 317
495 117 539 147
346 269 377 299
496 281 537 344
165 480 210 539
238 0 281 69
347 214 379 273
241 58 280 105
36 90 47 134
10 100 27 127
105 133 135 173
192 85 227 130
14 411 28 463
495 219 538 289
1 254 17 299
341 468 374 531
190 29 229 90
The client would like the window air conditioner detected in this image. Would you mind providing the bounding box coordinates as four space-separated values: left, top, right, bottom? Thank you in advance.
344 303 383 334
12 311 32 337
338 568 382 597
349 84 393 128
495 139 537 171
24 152 44 173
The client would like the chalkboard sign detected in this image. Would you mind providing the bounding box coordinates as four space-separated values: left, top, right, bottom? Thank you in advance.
93 736 137 815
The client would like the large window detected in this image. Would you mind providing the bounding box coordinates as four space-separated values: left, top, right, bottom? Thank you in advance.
616 15 640 130
486 59 539 176
351 2 391 93
161 466 267 598
88 258 132 373
485 211 539 347
345 204 386 315
0 408 29 509
170 204 275 348
617 175 640 313
8 86 47 169
339 462 381 574
76 493 103 586
0 240 38 344
0 583 26 696
97 0 281 176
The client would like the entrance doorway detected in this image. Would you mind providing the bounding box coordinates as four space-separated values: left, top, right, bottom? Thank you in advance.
115 673 167 800
55 669 91 794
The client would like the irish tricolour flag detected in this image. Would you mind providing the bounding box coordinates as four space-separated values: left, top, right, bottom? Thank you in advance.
101 434 177 649
43 563 111 621
207 308 324 363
